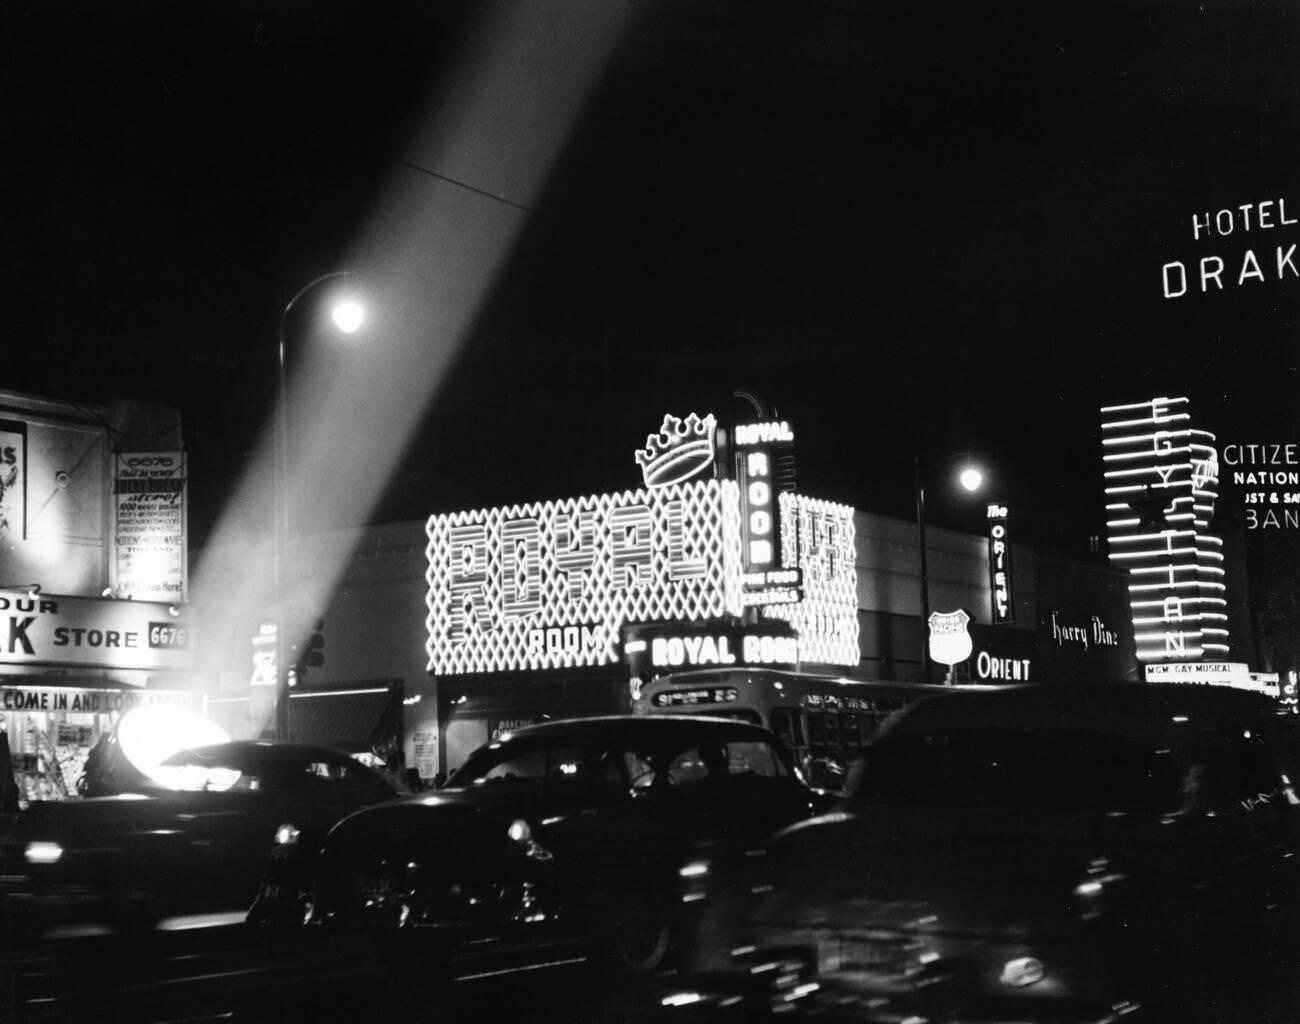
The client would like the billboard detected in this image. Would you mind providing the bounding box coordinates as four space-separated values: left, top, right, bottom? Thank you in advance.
112 452 187 602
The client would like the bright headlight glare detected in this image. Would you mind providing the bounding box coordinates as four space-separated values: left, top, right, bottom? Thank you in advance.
274 824 301 846
1000 956 1046 988
507 819 531 843
25 841 63 865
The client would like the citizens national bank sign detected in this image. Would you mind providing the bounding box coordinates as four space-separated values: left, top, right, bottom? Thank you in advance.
425 413 859 674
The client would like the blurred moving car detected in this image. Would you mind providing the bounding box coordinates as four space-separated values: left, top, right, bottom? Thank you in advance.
1 740 399 940
284 715 820 976
664 684 1300 1022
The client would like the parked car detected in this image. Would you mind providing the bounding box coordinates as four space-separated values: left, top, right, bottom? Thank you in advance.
278 715 821 976
0 740 399 940
662 684 1300 1022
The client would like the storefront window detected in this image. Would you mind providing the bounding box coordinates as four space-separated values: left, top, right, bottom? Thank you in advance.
1 686 205 806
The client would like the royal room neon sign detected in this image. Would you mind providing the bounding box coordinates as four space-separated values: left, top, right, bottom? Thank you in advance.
426 481 860 674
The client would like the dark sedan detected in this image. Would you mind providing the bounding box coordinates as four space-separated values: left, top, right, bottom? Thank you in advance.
287 715 820 976
0 740 398 940
663 684 1300 1023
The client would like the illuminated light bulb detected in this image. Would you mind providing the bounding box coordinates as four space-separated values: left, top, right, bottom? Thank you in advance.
958 467 984 492
330 299 365 334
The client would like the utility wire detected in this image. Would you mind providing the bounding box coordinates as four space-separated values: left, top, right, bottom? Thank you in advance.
397 159 534 213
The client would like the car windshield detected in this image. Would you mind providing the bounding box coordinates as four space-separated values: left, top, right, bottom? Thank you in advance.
154 747 391 798
450 732 790 789
849 727 1183 815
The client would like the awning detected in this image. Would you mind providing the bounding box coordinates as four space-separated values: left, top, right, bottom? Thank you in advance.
288 682 402 757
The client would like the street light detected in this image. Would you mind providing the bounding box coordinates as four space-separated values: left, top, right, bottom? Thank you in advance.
915 453 986 685
274 271 365 741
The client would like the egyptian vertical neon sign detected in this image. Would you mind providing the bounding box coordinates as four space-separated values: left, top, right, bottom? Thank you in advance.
1101 396 1227 663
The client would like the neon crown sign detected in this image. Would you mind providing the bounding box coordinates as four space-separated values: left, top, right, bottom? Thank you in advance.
634 412 717 489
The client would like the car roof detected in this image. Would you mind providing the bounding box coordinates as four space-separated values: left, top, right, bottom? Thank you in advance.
161 739 366 768
497 713 775 744
880 683 1280 747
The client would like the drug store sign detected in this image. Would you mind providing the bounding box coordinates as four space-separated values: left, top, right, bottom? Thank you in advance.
0 590 191 673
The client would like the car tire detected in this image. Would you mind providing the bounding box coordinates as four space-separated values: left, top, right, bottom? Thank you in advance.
606 905 672 974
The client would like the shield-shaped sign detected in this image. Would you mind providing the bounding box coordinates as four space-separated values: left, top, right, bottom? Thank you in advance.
928 609 973 666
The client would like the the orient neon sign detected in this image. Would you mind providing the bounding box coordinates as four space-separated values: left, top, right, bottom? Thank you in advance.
985 503 1014 624
1101 396 1228 662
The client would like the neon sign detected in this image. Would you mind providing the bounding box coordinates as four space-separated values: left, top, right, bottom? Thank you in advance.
427 479 744 674
766 493 859 667
985 503 1014 624
634 412 718 489
623 620 800 676
1101 396 1228 663
734 420 798 605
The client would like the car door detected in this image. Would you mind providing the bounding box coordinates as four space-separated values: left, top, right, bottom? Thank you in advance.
1174 720 1294 962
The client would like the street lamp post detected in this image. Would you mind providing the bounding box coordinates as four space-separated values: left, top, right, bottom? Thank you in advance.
274 272 365 742
914 454 984 685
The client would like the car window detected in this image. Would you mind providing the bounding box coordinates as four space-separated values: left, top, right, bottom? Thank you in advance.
770 708 804 748
851 728 1183 814
662 739 789 785
156 752 393 800
454 740 590 785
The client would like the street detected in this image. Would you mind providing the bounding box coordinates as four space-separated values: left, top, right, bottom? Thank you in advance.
3 923 663 1024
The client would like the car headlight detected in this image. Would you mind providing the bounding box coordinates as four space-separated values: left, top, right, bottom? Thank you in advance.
507 819 553 863
274 824 301 846
999 956 1046 988
24 841 63 865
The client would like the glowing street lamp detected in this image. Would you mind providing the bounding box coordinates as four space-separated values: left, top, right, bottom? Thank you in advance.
915 454 987 685
274 272 366 741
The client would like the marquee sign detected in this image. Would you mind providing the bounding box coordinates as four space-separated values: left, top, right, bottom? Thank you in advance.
1101 396 1228 663
985 503 1014 624
622 620 800 678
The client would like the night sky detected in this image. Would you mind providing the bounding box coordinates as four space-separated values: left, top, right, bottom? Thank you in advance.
8 0 1300 564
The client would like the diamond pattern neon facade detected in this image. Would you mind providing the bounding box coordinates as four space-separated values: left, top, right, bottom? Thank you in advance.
1101 396 1227 662
426 479 859 675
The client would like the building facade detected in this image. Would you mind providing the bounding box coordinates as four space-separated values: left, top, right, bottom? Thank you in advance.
0 390 195 802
